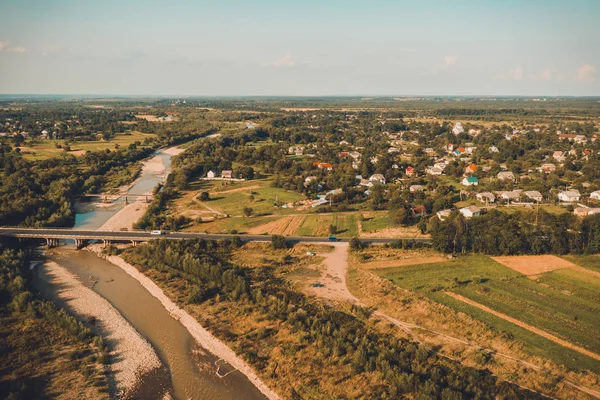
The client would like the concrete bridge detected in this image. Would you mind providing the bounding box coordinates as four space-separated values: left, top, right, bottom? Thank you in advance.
77 193 154 204
0 227 431 248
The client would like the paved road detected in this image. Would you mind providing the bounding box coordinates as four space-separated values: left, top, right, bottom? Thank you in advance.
0 227 431 244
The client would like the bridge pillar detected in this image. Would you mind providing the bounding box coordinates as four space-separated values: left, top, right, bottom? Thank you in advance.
74 239 88 250
131 240 139 247
103 239 112 248
46 238 59 248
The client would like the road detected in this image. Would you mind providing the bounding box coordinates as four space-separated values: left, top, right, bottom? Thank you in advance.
0 227 431 244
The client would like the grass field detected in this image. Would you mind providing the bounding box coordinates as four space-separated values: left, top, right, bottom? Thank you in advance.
562 254 600 273
373 254 600 373
360 213 393 232
296 214 334 236
19 131 155 160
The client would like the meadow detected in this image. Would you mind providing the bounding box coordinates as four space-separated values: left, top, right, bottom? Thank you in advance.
373 254 600 373
18 131 155 160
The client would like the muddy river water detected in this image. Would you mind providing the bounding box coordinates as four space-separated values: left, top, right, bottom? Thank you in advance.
36 149 267 400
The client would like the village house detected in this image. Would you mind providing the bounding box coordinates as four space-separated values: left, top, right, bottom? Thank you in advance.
452 122 464 135
459 205 481 218
426 166 443 175
359 179 373 188
221 170 233 179
464 163 477 175
574 134 588 144
461 176 479 186
524 191 543 202
304 176 317 186
288 145 304 155
436 209 452 221
497 171 516 182
590 190 600 200
207 170 216 178
489 146 499 153
558 190 580 203
476 192 496 203
405 166 415 177
500 190 521 202
412 205 427 217
575 207 600 217
552 151 566 162
369 174 386 185
409 185 425 193
540 163 556 173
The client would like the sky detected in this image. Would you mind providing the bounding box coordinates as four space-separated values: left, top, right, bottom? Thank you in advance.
0 0 599 96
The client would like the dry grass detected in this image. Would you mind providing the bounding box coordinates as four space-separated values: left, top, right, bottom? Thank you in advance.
491 255 576 276
346 249 600 399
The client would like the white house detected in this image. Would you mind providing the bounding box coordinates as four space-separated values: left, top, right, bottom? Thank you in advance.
497 171 516 181
426 166 443 176
452 122 464 135
409 185 425 192
459 205 481 218
553 151 566 162
221 170 233 179
461 176 479 186
500 190 521 202
436 209 452 221
369 174 386 185
558 190 580 202
207 170 216 178
524 191 543 202
590 190 600 200
476 192 496 203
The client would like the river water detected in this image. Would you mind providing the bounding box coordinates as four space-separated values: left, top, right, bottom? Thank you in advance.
39 149 267 400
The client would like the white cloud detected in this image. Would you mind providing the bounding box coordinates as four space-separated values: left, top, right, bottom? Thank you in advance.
443 56 458 68
510 67 523 80
0 40 27 53
264 53 296 68
576 64 596 83
539 69 552 80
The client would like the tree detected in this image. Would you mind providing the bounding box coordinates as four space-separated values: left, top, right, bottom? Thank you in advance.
243 207 254 217
200 191 209 201
329 224 337 235
349 237 362 250
271 235 287 249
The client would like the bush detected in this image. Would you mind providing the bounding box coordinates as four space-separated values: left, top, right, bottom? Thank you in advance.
349 237 362 250
271 235 287 249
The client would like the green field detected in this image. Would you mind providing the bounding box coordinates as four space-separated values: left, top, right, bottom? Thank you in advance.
19 131 155 160
202 180 305 217
374 254 600 373
296 214 334 237
562 254 600 273
360 213 393 233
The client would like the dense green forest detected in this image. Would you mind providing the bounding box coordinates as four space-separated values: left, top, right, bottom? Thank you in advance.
123 238 544 399
428 209 600 255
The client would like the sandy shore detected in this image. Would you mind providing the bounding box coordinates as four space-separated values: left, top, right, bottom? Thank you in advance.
162 147 185 156
89 247 281 400
97 200 149 232
39 260 161 398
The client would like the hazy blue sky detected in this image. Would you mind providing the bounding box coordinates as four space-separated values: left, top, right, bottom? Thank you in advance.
0 0 598 96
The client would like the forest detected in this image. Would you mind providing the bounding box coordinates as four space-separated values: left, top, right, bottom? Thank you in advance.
427 208 600 255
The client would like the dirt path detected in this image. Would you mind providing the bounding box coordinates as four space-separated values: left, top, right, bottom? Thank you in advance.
211 184 262 195
308 242 360 303
192 193 226 217
361 256 447 269
446 292 600 362
310 245 600 399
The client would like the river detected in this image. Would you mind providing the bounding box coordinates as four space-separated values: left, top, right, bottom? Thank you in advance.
38 148 267 400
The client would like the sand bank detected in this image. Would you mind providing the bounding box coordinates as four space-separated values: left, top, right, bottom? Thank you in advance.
39 260 161 398
97 200 149 232
89 246 281 400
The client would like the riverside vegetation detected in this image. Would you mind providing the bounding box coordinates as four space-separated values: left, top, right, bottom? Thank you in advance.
0 241 110 399
121 238 545 399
